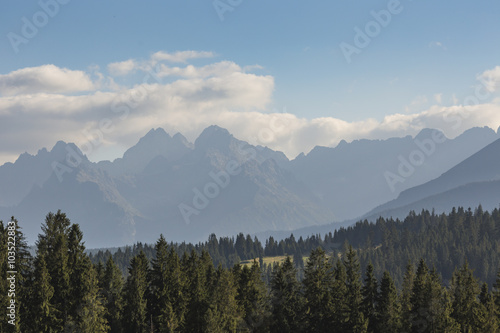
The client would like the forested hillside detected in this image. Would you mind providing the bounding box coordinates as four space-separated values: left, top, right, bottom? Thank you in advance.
90 205 500 287
2 208 500 332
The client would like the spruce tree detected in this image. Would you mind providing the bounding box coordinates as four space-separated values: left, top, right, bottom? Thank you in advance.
205 266 241 332
376 271 401 333
36 210 71 329
343 246 368 332
183 249 211 332
450 262 481 331
270 256 304 332
332 259 349 327
73 260 109 332
66 223 89 326
166 246 185 330
400 262 415 332
123 251 150 333
303 248 335 332
102 256 124 333
149 235 173 331
410 259 430 333
361 262 378 332
30 255 60 332
236 260 270 332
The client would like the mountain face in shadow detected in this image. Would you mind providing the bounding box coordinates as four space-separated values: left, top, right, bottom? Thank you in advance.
363 137 500 221
1 125 498 247
288 126 499 221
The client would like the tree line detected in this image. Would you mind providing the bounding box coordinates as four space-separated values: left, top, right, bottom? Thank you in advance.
1 207 500 332
90 205 500 287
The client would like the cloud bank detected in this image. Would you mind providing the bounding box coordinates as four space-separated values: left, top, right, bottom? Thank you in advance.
1 51 500 165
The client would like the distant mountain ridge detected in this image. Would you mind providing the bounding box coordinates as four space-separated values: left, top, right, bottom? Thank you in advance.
1 125 498 247
363 137 500 221
288 126 499 221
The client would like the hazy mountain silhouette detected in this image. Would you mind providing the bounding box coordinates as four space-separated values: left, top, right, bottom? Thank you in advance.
362 137 500 221
1 125 498 247
288 126 499 221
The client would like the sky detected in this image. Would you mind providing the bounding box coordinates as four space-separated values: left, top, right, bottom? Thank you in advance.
0 0 499 164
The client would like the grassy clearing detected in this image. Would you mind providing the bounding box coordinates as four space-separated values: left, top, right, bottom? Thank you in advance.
240 255 310 267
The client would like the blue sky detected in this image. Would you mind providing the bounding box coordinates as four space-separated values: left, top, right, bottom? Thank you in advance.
0 0 499 163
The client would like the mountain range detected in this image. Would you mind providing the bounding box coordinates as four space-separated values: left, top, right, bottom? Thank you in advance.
1 125 499 248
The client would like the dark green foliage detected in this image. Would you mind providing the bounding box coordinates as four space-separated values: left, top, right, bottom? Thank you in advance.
270 256 304 332
235 260 270 332
36 210 72 329
450 262 482 331
29 255 59 332
73 261 109 332
361 263 378 332
376 271 400 333
303 247 335 332
343 246 368 332
6 207 500 332
122 251 149 333
205 266 241 332
102 256 124 333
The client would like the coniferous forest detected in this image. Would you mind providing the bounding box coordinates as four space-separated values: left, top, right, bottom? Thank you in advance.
1 207 500 332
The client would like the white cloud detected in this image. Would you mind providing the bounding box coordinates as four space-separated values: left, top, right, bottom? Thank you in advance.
151 50 215 64
434 93 443 104
404 95 428 113
478 66 500 92
1 59 500 165
156 61 243 78
108 59 137 76
0 65 95 96
429 41 447 50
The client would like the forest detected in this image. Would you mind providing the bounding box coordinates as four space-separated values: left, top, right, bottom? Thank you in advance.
1 207 500 332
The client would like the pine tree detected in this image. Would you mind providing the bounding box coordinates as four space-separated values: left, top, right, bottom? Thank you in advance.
332 259 349 327
205 266 241 332
123 251 150 333
102 256 124 333
270 256 304 332
493 269 500 314
236 260 270 332
400 262 415 333
376 271 401 333
30 255 60 332
73 260 109 332
303 248 335 332
36 210 72 329
66 223 89 326
149 235 174 331
450 262 481 331
166 246 185 330
343 246 368 332
361 263 378 332
410 259 430 333
183 250 211 332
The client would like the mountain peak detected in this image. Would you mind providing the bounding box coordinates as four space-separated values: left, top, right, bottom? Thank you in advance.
140 128 171 142
415 128 446 140
195 125 233 149
51 140 69 153
173 132 192 147
200 125 231 137
50 141 85 159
